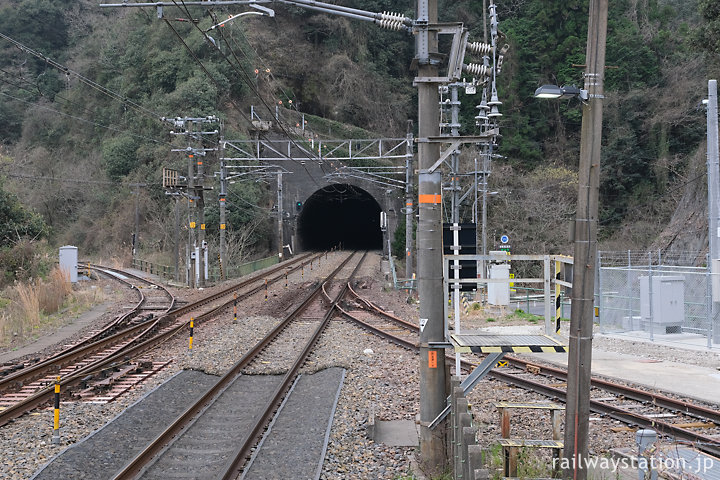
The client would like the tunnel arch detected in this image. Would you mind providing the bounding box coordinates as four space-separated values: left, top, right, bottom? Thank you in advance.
297 184 382 251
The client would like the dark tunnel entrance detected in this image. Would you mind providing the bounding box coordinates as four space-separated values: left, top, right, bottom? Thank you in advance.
297 184 383 251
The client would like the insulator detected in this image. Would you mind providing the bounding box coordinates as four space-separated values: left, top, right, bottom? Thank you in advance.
488 88 502 106
488 105 502 118
467 41 492 56
463 63 491 78
378 11 407 31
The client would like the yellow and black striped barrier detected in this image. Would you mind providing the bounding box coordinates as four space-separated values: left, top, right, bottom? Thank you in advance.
52 376 60 444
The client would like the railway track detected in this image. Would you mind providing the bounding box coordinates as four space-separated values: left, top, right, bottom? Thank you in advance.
110 250 367 480
0 252 322 427
338 291 720 459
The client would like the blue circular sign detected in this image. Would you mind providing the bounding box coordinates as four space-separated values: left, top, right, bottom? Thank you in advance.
500 234 509 244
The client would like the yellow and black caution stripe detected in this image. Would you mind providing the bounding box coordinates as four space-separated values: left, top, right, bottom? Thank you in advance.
52 376 61 443
451 333 567 354
463 345 567 354
555 260 562 333
188 318 194 352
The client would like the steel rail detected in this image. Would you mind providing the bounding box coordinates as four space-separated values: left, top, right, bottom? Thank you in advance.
0 266 177 391
502 357 720 425
340 291 720 458
109 251 362 480
0 253 322 426
488 368 720 459
334 283 418 350
220 251 367 480
0 318 161 426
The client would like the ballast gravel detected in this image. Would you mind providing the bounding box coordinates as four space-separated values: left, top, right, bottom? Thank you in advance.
1 251 718 479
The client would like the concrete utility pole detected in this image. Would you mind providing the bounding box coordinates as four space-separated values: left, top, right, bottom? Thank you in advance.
707 80 720 344
416 0 447 470
277 171 284 260
406 121 415 282
563 1 607 478
219 149 227 281
170 116 218 288
196 153 207 287
187 149 197 288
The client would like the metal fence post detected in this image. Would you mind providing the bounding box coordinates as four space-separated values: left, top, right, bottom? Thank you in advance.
707 254 713 349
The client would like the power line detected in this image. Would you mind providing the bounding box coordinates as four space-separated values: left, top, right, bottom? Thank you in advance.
0 31 168 123
4 172 158 187
0 91 174 146
173 1 335 185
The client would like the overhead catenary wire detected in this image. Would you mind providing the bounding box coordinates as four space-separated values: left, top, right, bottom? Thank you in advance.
172 0 328 185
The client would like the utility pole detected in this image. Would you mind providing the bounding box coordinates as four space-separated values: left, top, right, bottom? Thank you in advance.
219 145 227 281
277 170 284 260
416 0 447 470
133 183 140 262
174 196 180 282
563 1 607 478
196 152 206 287
405 121 415 282
707 80 720 344
187 148 197 288
170 116 219 288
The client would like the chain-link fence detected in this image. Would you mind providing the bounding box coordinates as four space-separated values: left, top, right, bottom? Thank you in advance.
597 251 719 347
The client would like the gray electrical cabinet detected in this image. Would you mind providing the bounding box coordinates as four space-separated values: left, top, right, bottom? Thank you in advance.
59 245 78 283
639 275 684 334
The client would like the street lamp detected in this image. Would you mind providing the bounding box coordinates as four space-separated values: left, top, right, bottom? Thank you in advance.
534 84 588 101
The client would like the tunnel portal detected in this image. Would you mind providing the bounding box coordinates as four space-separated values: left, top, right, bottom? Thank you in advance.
297 184 383 251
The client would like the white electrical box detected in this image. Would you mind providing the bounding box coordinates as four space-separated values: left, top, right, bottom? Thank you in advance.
639 275 684 334
59 246 78 283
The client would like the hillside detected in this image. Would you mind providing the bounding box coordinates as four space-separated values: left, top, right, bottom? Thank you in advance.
1 0 719 283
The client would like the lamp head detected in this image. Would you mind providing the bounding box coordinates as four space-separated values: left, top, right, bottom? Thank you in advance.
534 84 588 100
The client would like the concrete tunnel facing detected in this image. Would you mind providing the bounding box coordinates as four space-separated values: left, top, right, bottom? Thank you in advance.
297 184 383 251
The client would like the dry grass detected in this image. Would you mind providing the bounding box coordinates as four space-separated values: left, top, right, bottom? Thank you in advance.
0 268 80 346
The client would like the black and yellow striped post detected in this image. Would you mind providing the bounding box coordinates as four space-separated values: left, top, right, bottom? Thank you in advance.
264 279 268 301
233 293 237 322
310 260 313 271
555 260 562 333
284 270 288 288
301 265 304 279
52 376 60 444
189 318 194 354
